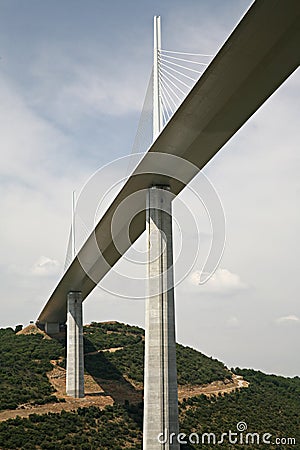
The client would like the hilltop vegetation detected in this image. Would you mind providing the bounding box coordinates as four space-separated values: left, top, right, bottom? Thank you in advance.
180 369 300 449
0 370 299 449
84 322 230 385
0 405 143 450
0 322 299 449
0 322 229 412
0 328 64 410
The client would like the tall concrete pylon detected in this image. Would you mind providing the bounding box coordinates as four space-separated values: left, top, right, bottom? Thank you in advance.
65 195 85 398
143 17 179 449
143 185 179 449
66 291 84 398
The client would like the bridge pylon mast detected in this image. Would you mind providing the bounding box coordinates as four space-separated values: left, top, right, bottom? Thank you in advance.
143 16 179 450
66 194 85 399
71 191 76 260
153 15 163 140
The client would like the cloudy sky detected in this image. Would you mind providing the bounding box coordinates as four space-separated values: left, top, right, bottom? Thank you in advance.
0 0 299 377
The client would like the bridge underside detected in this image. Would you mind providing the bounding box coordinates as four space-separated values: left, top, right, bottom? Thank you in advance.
37 0 300 326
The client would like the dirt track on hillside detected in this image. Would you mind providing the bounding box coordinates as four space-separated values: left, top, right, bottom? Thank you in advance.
0 356 248 422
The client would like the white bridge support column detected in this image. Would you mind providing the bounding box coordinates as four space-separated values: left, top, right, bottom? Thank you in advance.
143 186 179 450
45 322 60 335
66 291 84 398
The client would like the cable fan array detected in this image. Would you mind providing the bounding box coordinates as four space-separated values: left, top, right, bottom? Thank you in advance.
130 49 213 157
63 49 213 273
64 213 91 272
158 49 212 126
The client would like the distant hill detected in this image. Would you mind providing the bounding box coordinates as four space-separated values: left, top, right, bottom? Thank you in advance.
0 322 299 449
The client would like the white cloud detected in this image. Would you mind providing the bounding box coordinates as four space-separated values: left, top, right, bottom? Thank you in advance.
226 316 240 328
275 315 300 325
31 256 60 276
189 268 247 295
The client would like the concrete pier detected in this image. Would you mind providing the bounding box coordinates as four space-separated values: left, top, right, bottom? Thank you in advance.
45 322 60 334
143 186 179 449
66 291 84 398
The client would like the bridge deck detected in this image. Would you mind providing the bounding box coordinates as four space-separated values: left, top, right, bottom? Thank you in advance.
37 0 300 324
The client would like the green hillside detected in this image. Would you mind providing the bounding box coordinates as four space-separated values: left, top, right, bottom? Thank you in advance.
84 322 230 385
0 328 63 410
0 322 299 449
